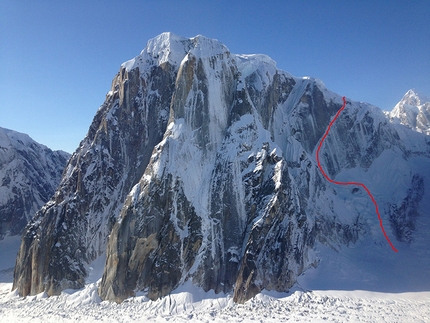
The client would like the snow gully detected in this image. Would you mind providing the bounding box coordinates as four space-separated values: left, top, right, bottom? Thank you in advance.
316 96 398 253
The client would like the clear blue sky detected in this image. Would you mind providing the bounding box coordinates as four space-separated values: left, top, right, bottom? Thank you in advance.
1 1 429 153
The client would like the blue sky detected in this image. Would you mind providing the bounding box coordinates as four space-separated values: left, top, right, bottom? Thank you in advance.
1 1 429 153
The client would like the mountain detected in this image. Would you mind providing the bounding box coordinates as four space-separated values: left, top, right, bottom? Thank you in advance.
0 127 70 239
13 33 430 303
389 89 430 135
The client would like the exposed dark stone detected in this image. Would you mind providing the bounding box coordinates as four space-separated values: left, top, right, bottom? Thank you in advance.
13 57 178 296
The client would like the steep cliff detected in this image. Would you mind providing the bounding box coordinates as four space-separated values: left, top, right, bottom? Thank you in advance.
13 33 182 296
13 33 430 303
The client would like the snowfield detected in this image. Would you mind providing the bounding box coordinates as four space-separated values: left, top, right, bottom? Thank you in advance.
2 241 429 323
1 281 429 323
1 242 429 323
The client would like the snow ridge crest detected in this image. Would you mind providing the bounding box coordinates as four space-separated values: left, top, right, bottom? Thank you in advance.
122 33 231 72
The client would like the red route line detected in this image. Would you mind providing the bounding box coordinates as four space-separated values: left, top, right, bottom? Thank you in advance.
316 96 398 253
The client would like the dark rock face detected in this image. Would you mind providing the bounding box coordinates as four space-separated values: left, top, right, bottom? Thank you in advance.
0 127 69 239
98 41 321 303
13 52 178 296
13 33 430 303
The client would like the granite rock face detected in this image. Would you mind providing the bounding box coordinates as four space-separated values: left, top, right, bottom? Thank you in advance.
13 38 178 296
0 127 69 239
13 33 430 303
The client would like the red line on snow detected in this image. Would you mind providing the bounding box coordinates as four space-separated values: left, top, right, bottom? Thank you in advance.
316 96 398 252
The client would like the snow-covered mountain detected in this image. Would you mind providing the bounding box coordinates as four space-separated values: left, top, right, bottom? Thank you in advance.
0 127 70 239
389 89 430 135
12 33 430 303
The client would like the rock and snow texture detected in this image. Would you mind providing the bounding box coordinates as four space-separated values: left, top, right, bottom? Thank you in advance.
2 234 429 323
12 33 430 304
389 89 430 135
0 127 69 239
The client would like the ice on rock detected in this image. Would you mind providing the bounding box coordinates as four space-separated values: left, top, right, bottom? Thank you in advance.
12 33 430 310
122 32 191 71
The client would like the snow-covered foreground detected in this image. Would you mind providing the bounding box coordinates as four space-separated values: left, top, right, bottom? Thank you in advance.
1 236 430 322
1 280 429 323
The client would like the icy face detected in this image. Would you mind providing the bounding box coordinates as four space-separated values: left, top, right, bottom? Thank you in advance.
0 127 69 239
389 89 430 135
122 32 192 71
13 33 430 304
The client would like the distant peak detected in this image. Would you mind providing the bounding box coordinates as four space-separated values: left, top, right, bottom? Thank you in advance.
402 89 430 106
390 89 430 135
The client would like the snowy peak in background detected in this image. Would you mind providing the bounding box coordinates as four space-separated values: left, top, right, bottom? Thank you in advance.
389 89 430 135
0 127 70 239
400 89 430 106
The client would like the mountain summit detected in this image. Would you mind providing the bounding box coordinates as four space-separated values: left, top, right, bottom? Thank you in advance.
389 89 430 135
13 33 430 303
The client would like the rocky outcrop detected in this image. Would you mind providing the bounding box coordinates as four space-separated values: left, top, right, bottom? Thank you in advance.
13 33 430 303
98 39 327 303
13 35 180 296
0 127 69 239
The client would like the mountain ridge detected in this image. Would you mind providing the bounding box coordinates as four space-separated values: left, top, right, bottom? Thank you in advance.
389 88 430 135
12 33 430 303
0 126 70 239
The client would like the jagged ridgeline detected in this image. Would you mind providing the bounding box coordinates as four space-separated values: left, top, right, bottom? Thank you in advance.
13 33 430 303
0 127 70 239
